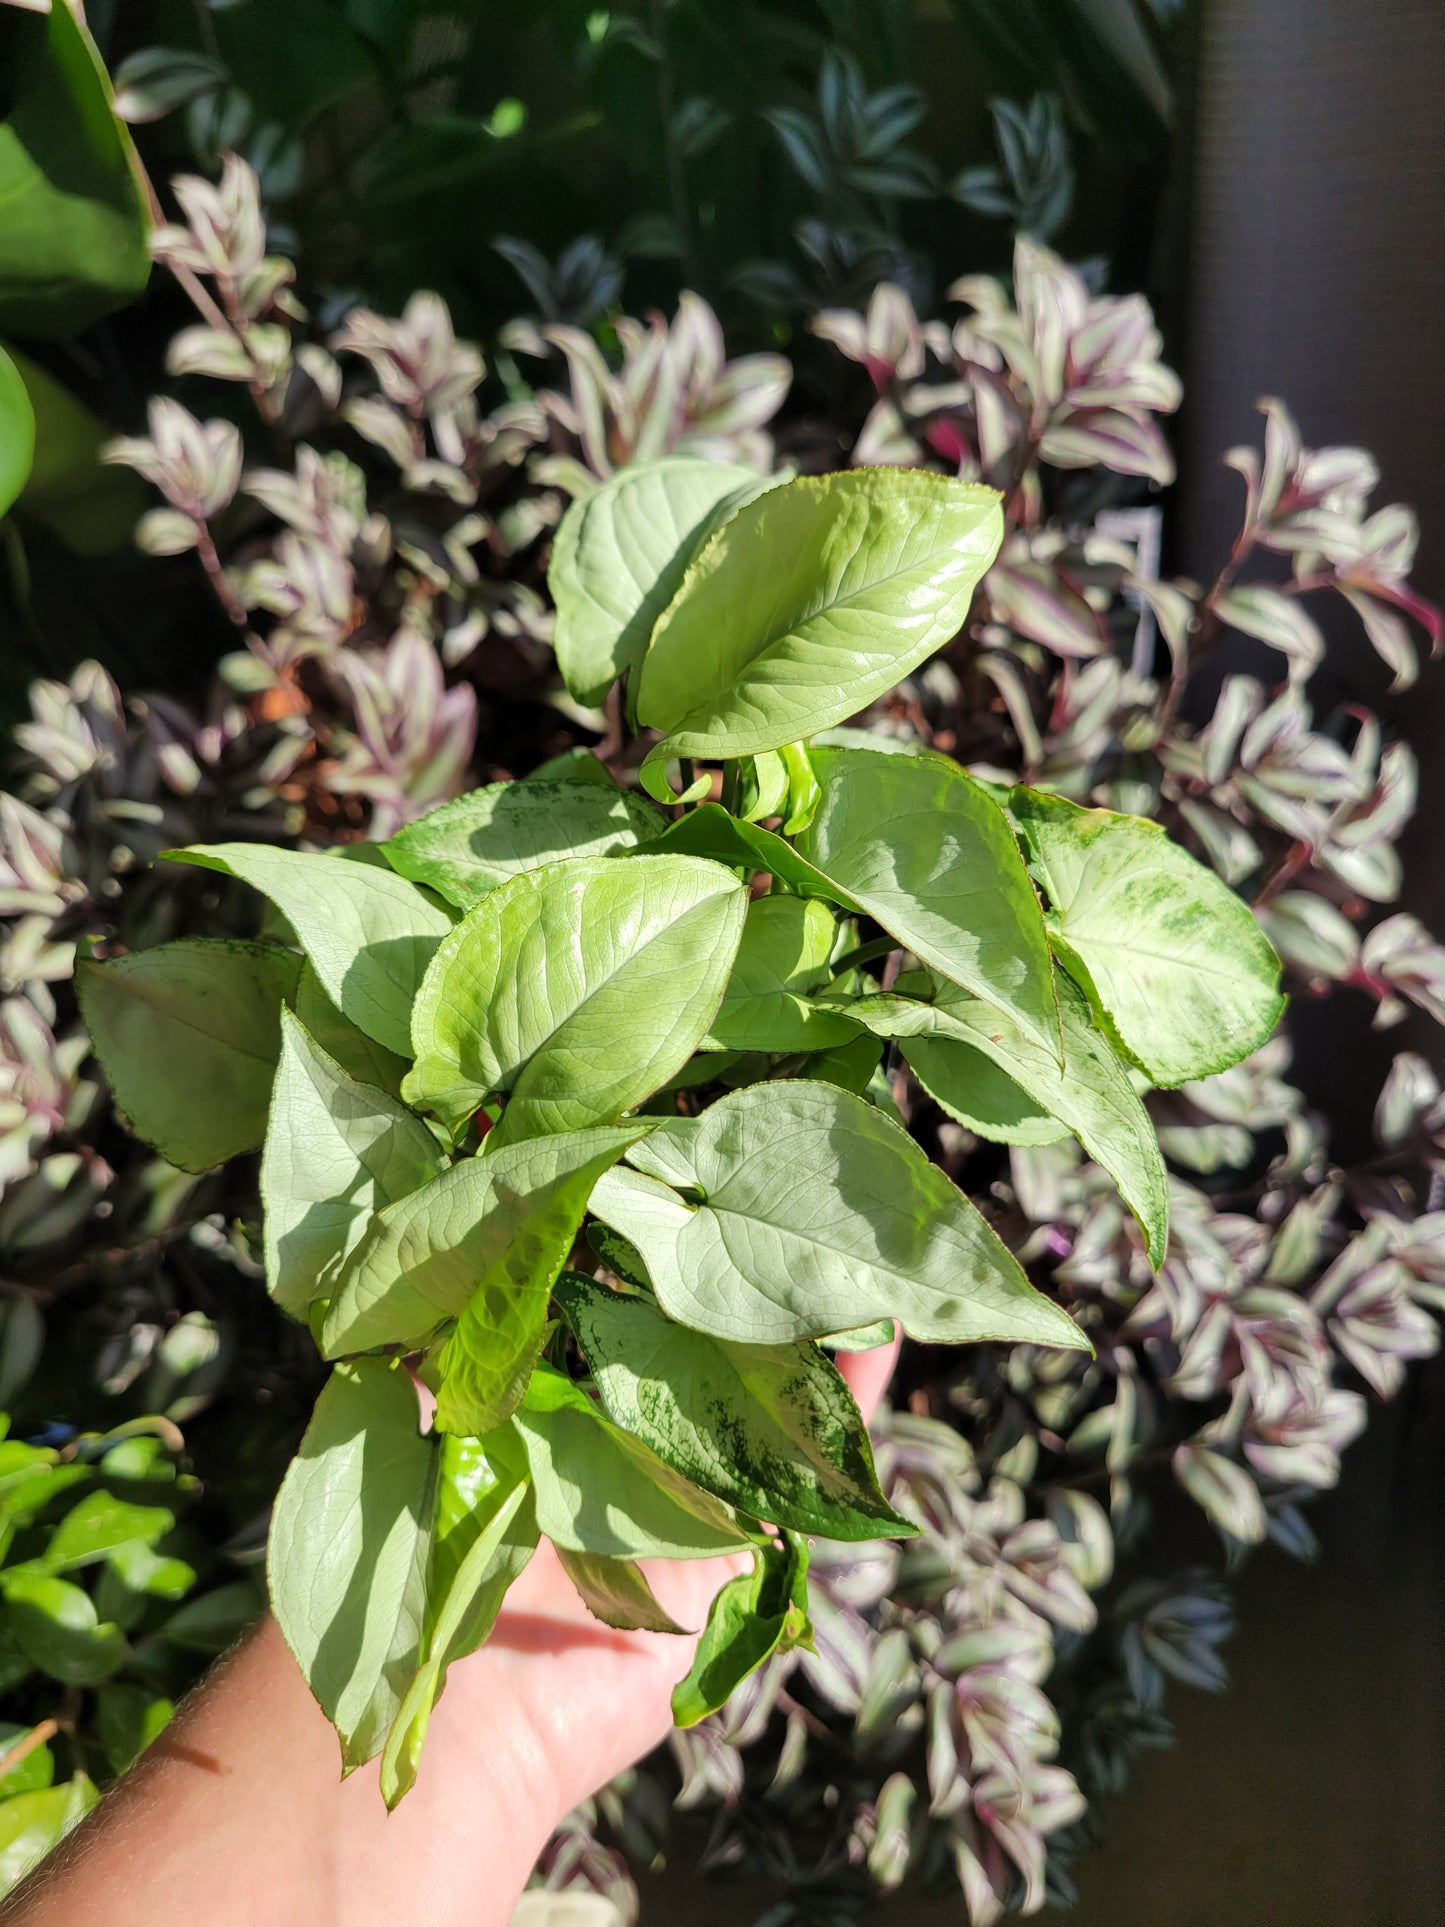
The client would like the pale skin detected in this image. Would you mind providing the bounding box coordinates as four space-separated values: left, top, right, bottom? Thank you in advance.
1 1339 898 1927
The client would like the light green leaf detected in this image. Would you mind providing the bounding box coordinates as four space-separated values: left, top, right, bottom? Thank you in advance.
850 973 1169 1264
76 938 301 1172
634 470 1003 759
550 457 769 705
384 780 664 911
514 1367 750 1559
42 1491 173 1572
0 1724 53 1799
0 1572 128 1687
555 1272 913 1540
294 961 410 1096
0 1 150 337
706 895 860 1053
523 747 617 785
0 345 36 518
379 1469 537 1808
323 1125 645 1403
796 747 1061 1060
555 1546 688 1635
404 854 746 1140
1009 787 1286 1086
634 803 860 905
0 1776 96 1898
167 844 452 1057
590 1082 1086 1350
269 1361 434 1769
262 1011 445 1317
671 1532 811 1726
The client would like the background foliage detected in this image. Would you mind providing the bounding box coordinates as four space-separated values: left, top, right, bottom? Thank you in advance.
0 1 1440 1918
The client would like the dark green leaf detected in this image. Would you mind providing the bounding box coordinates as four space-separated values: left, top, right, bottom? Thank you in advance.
0 1571 128 1687
556 1273 913 1539
634 803 860 904
0 2 151 336
76 939 301 1172
0 346 35 518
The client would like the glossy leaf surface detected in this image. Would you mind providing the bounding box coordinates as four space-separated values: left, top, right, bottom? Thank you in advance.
550 457 766 704
635 471 1003 758
405 855 745 1139
797 748 1060 1060
671 1532 811 1726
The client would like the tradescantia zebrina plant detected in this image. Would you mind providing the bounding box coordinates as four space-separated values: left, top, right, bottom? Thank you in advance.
74 464 1283 1808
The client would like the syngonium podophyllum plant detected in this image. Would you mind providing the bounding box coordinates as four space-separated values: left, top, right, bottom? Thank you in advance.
75 463 1283 1805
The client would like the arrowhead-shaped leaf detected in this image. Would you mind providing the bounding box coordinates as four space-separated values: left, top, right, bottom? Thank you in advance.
514 1367 751 1559
322 1125 646 1403
404 854 746 1140
384 779 664 911
1009 787 1286 1086
262 1011 445 1317
671 1532 811 1726
167 844 452 1057
76 938 300 1172
706 895 860 1053
550 456 770 705
590 1082 1086 1351
796 747 1061 1061
850 972 1169 1264
555 1272 913 1539
634 470 1003 759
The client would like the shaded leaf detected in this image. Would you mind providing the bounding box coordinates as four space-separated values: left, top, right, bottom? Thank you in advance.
77 939 301 1172
671 1532 811 1726
168 845 451 1057
555 1546 688 1634
262 1011 444 1317
384 780 664 911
